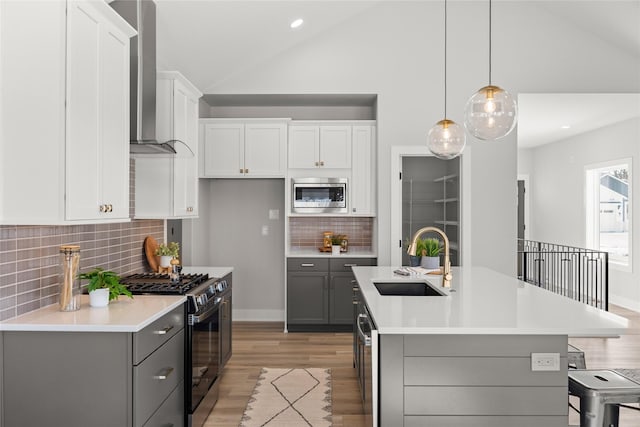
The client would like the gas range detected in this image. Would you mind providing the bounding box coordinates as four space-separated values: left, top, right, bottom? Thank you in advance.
120 272 229 313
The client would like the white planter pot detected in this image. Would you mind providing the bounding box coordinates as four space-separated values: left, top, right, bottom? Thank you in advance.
89 288 110 307
332 245 341 255
159 255 173 268
420 256 440 270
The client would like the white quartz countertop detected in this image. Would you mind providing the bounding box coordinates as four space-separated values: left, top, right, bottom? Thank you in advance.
182 266 234 278
287 248 377 258
353 266 628 336
0 295 186 332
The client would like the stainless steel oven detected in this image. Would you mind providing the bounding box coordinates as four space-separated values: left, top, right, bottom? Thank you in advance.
187 292 221 427
292 177 348 214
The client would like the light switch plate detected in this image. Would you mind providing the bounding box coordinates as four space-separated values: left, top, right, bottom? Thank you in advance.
531 352 560 371
269 209 279 220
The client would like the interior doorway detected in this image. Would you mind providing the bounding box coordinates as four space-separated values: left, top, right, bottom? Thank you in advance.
390 146 461 266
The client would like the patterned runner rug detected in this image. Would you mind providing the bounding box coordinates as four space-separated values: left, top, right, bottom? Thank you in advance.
240 368 332 427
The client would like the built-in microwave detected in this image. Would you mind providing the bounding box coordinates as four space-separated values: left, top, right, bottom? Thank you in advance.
292 178 348 214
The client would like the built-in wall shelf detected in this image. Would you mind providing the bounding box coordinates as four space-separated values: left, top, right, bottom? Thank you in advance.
434 197 458 203
434 174 458 183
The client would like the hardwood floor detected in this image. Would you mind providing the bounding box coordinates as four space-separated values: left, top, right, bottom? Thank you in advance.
205 305 640 427
203 322 366 427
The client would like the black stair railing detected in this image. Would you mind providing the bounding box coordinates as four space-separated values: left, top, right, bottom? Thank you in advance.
517 239 609 311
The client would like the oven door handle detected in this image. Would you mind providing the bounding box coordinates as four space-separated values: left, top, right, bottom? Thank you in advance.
357 313 372 347
188 298 221 325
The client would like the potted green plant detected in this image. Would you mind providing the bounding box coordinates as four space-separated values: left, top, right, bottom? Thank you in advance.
331 234 345 255
418 237 441 270
155 242 180 268
78 268 133 307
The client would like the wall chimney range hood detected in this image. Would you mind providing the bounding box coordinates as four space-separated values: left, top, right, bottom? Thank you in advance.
110 0 177 155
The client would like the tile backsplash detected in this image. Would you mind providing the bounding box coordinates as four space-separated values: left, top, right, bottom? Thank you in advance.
0 220 163 321
289 217 374 249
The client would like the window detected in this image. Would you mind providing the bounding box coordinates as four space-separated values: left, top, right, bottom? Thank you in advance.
585 159 632 270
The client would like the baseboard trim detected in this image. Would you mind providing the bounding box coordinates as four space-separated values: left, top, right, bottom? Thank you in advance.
232 309 284 322
610 294 640 312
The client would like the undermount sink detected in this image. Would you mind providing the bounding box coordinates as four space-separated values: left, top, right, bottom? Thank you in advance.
373 281 446 296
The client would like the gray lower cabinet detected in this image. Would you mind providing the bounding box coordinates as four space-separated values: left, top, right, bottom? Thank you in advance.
379 334 569 427
287 257 376 331
2 305 185 427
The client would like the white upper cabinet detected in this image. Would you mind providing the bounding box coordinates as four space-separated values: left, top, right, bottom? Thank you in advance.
288 125 352 169
351 125 376 216
0 0 135 224
135 71 202 219
200 119 287 178
66 0 133 221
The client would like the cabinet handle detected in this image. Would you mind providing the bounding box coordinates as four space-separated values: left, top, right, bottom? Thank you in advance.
353 299 358 305
240 168 244 173
244 168 249 173
315 161 319 167
300 263 315 267
352 287 359 292
344 263 357 267
187 206 193 212
351 280 357 284
353 208 356 213
153 367 174 380
153 325 174 335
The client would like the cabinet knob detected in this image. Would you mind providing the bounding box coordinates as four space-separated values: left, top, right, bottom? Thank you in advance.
106 204 113 213
240 168 244 173
315 161 319 167
245 168 249 174
320 161 325 166
99 204 106 213
187 207 193 212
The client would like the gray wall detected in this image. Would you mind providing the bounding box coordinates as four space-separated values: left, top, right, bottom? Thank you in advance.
189 179 286 321
201 1 640 276
521 117 640 309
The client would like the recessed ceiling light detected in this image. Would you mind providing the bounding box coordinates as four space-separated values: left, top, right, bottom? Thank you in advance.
560 125 571 129
290 18 304 29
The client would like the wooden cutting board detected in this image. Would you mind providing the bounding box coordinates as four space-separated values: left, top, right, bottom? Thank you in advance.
144 236 159 272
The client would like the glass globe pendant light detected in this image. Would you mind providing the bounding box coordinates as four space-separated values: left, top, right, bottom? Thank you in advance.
464 0 517 140
427 0 465 160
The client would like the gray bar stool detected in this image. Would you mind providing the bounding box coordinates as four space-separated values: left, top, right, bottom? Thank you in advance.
568 370 640 426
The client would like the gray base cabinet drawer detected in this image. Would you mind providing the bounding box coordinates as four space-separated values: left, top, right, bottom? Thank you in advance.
134 305 185 364
287 257 328 272
134 329 185 427
329 257 376 272
143 381 184 427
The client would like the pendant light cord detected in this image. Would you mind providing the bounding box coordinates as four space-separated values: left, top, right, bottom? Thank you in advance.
488 0 492 85
444 0 448 118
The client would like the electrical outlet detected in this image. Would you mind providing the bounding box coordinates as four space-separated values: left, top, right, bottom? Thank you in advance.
531 353 560 371
261 225 269 236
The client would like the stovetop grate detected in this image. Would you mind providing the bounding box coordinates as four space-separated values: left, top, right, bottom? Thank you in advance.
120 272 210 295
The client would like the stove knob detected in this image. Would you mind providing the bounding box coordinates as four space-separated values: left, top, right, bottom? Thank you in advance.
197 294 208 306
217 280 227 292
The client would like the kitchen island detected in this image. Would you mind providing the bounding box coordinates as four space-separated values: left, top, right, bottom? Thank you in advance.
352 266 628 427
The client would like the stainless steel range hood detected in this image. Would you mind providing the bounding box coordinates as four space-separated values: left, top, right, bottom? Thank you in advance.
110 0 176 155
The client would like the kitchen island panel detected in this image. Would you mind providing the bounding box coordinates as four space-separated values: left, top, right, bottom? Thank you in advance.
404 415 569 427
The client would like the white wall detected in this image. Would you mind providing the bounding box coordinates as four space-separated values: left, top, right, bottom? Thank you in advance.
201 2 640 278
522 118 640 310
